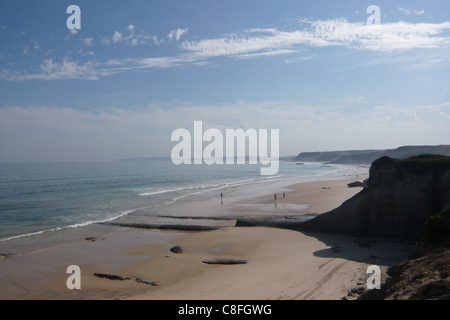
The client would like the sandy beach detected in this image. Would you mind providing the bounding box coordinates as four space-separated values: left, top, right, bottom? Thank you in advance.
0 173 414 300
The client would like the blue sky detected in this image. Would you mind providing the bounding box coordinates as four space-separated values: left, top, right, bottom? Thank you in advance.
0 0 450 161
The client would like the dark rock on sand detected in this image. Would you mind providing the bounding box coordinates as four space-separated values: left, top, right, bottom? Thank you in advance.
0 253 13 259
202 258 248 265
170 246 183 254
157 215 238 221
349 286 367 295
236 214 317 229
347 181 364 188
99 222 223 231
135 278 159 286
94 273 158 286
94 273 125 281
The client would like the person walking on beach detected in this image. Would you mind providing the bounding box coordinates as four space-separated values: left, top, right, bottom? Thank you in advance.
283 192 285 198
274 194 277 201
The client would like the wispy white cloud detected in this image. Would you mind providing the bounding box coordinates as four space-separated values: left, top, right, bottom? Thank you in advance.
398 8 425 16
152 35 164 45
284 55 315 63
112 31 122 43
168 28 188 42
417 101 450 120
81 37 94 47
1 58 113 81
5 18 450 81
104 55 192 70
64 29 79 41
103 25 152 46
236 49 296 59
77 49 95 57
182 19 450 56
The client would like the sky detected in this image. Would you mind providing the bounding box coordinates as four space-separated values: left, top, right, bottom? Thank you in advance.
0 0 449 162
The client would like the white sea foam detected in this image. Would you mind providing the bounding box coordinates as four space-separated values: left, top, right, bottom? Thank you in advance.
0 209 134 242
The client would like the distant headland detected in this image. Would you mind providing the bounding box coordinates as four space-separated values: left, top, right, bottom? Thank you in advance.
292 145 450 165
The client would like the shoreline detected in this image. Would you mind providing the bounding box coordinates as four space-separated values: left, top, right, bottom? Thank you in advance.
0 162 368 243
0 171 414 300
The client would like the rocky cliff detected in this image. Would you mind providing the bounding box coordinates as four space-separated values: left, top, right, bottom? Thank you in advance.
297 155 450 239
357 205 450 300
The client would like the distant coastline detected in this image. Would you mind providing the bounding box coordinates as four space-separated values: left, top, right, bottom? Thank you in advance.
293 145 450 165
113 145 450 165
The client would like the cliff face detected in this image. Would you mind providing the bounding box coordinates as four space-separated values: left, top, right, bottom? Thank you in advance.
298 155 450 239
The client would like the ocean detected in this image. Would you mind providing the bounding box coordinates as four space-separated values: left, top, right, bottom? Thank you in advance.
0 159 368 241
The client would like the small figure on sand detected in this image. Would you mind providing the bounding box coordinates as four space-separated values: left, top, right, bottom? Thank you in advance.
274 194 277 201
283 192 285 198
220 192 223 205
